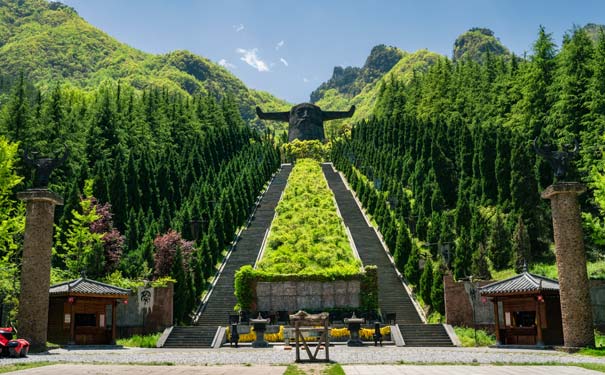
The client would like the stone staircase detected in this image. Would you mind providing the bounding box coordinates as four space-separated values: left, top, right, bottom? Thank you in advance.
160 165 292 348
322 163 454 347
161 326 218 348
399 324 454 347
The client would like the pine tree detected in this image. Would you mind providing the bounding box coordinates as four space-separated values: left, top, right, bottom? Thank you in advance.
430 264 445 315
512 215 531 273
419 258 433 306
393 223 412 272
487 213 511 270
404 243 420 286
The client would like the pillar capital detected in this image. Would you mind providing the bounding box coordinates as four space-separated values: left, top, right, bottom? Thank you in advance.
541 182 586 200
17 189 64 206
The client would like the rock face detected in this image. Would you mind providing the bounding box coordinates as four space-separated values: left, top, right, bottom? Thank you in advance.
310 44 404 103
542 183 594 348
16 189 63 351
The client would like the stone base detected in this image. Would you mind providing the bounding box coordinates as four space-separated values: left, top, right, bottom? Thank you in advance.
17 189 64 205
252 341 270 348
346 338 364 347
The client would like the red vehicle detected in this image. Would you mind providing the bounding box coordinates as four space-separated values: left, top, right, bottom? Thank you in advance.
0 326 29 357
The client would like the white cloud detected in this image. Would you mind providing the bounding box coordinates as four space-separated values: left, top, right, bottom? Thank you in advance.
218 59 235 69
275 40 285 50
233 24 245 32
236 48 269 72
303 77 309 83
280 57 289 67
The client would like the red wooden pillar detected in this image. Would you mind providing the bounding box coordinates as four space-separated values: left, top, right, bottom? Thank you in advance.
536 297 544 346
69 299 75 345
493 299 501 346
111 300 117 345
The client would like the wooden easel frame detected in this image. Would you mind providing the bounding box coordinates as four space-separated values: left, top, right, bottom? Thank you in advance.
293 319 330 363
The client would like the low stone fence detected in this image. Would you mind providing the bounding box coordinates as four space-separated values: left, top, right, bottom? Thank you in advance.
256 280 360 311
444 274 605 331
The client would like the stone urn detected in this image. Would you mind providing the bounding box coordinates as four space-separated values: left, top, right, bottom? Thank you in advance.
250 314 271 348
344 313 365 347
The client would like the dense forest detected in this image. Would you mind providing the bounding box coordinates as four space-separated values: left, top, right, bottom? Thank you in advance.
332 26 605 317
0 76 280 323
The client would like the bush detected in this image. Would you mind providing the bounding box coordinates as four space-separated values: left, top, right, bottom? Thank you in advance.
281 140 331 162
454 326 495 347
360 265 378 311
116 333 161 348
234 265 257 311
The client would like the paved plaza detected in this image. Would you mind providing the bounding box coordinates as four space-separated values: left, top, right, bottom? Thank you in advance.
0 346 604 371
4 363 604 375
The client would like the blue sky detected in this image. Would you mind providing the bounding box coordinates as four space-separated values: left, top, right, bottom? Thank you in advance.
60 0 605 103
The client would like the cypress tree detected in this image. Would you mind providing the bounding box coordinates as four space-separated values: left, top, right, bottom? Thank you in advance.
419 258 433 306
404 243 420 286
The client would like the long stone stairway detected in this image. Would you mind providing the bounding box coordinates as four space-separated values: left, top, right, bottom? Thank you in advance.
322 163 454 347
161 164 292 348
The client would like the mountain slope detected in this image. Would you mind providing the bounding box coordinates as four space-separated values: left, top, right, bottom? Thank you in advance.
452 27 509 62
0 0 289 126
313 47 440 137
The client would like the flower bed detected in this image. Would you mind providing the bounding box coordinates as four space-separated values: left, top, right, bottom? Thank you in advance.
226 325 391 343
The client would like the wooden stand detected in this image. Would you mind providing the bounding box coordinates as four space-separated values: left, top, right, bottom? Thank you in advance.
289 311 330 363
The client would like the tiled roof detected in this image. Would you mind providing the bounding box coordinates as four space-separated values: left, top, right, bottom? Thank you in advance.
49 278 130 297
479 272 559 296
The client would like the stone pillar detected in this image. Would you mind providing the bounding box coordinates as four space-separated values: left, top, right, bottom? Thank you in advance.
16 189 63 351
541 182 594 348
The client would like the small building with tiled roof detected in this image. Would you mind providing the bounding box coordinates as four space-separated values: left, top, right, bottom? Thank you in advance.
47 277 130 345
480 271 563 347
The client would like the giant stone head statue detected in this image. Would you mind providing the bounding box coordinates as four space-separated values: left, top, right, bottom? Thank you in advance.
256 102 355 142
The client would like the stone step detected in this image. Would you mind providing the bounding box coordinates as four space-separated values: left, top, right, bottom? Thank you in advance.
161 166 292 348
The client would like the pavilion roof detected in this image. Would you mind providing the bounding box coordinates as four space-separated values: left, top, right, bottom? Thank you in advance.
479 272 559 296
49 277 130 298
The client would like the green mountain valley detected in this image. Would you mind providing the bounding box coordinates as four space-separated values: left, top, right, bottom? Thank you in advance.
1 0 605 354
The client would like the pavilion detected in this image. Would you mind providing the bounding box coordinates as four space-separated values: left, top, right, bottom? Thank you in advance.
480 271 563 347
47 277 130 345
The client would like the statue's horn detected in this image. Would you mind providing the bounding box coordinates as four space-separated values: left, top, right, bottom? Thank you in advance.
572 139 579 154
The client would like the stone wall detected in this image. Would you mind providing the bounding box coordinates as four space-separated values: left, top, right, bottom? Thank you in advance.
590 279 605 331
256 280 360 311
445 274 605 329
116 283 173 337
444 274 493 327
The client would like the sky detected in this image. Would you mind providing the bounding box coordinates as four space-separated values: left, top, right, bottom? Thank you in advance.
59 0 605 104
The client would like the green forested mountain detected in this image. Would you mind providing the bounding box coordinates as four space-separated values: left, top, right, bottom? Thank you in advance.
0 0 289 129
313 28 510 138
314 47 440 138
452 27 509 62
331 25 605 316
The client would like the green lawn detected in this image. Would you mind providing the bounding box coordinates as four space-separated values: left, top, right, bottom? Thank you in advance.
116 333 161 348
454 326 496 347
257 159 360 276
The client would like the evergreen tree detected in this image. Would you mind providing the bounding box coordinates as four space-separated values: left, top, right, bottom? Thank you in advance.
512 215 531 273
404 243 420 285
419 258 433 306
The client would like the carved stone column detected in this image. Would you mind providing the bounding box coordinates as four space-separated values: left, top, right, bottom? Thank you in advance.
541 182 594 348
16 189 63 351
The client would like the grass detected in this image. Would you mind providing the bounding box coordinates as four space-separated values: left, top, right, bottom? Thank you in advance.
257 159 360 276
283 364 345 375
578 331 605 357
0 362 53 373
454 326 496 347
115 333 161 348
491 261 605 280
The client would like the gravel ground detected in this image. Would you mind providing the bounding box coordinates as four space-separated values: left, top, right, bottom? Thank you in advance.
1 346 604 367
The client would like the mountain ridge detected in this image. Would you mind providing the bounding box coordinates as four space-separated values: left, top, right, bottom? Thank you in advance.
0 0 289 127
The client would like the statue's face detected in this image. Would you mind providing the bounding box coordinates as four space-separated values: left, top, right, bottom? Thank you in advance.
290 104 322 127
